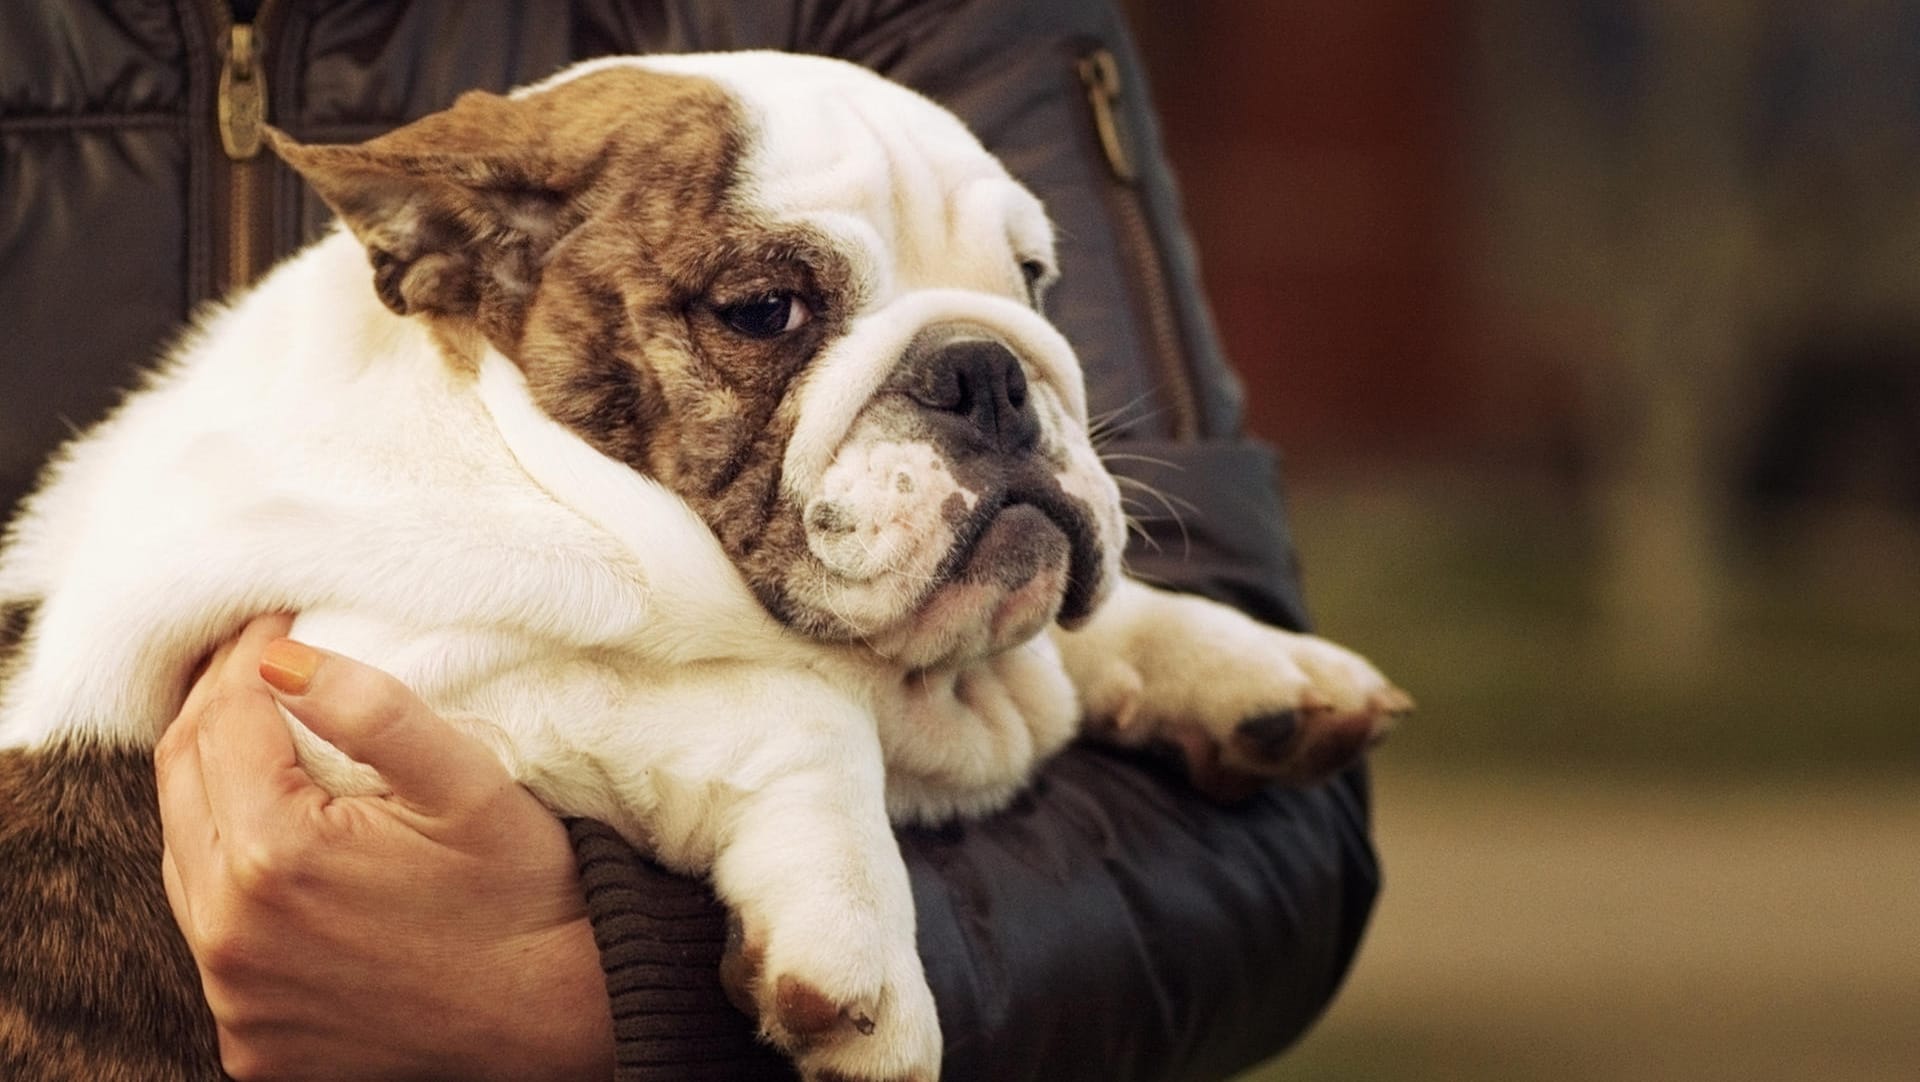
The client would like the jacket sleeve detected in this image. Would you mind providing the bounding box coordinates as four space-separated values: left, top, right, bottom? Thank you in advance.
565 2 1382 1079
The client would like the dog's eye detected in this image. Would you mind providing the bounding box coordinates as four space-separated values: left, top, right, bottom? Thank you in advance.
1018 260 1050 307
717 292 811 338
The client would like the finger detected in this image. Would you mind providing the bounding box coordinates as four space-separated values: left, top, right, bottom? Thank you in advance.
193 619 319 836
258 639 512 817
176 634 242 726
158 615 297 849
213 615 295 687
154 703 219 902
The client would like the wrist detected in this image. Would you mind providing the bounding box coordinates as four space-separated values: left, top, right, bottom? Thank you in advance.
470 917 615 1082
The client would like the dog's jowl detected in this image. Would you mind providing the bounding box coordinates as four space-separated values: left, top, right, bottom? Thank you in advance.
0 53 1408 1081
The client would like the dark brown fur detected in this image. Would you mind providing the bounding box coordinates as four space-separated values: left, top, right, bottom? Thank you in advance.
0 741 223 1081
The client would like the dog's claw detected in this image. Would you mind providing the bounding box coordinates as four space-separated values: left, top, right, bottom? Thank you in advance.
1229 709 1298 764
1213 683 1407 788
1371 687 1416 719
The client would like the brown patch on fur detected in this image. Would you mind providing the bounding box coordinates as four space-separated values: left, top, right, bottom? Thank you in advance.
476 72 863 627
0 743 221 1081
772 975 843 1045
271 67 750 355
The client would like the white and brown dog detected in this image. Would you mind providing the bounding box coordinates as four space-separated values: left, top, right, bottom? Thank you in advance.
0 53 1406 1081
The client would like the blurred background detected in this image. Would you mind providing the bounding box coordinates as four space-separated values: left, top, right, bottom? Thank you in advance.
1119 2 1920 1080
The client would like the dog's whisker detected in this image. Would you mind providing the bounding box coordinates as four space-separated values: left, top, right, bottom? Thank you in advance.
1120 564 1177 590
1113 476 1192 558
1123 514 1163 554
1114 473 1199 511
1098 450 1185 471
1086 392 1164 446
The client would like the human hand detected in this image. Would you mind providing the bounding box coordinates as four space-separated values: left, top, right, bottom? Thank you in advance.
155 615 614 1081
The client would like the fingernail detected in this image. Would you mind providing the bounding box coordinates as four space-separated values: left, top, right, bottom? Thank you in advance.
260 639 320 695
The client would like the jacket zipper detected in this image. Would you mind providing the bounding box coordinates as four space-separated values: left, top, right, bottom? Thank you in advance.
1076 47 1202 441
209 0 279 293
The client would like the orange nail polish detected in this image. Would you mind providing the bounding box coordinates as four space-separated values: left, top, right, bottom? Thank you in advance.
260 639 320 695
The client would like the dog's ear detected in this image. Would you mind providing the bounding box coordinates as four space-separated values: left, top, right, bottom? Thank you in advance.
268 89 602 336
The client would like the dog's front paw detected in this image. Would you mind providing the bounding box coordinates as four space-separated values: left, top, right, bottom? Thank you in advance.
1060 581 1412 801
1152 625 1413 801
1175 631 1412 798
720 911 942 1082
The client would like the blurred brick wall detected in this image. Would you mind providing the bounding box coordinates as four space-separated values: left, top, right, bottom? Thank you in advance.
1123 0 1472 467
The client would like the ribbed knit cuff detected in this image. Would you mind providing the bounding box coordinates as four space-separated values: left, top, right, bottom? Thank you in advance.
565 819 797 1082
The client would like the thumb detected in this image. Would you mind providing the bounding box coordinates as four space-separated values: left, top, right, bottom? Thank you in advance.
259 638 512 817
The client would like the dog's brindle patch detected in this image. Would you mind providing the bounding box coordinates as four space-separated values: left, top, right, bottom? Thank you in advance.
0 740 221 1081
3 606 216 1079
279 67 863 634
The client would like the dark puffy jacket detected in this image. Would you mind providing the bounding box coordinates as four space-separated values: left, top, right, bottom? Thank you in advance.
0 2 1377 1079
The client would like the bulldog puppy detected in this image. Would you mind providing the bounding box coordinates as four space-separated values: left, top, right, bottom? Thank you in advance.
0 53 1407 1081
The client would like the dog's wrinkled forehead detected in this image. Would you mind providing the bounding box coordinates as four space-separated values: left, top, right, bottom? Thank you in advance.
540 52 1057 302
528 53 1086 497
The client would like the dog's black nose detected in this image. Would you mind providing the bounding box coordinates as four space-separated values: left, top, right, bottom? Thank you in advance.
897 329 1041 455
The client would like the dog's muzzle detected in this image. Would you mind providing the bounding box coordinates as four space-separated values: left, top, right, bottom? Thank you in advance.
888 326 1105 649
795 316 1112 666
894 323 1102 612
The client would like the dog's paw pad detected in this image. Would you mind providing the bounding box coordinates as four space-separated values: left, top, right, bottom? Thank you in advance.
776 974 877 1045
1156 723 1268 804
1228 708 1299 765
1292 708 1379 778
1214 685 1414 787
722 913 911 1061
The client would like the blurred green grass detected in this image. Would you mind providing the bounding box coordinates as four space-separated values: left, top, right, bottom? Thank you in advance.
1275 472 1920 776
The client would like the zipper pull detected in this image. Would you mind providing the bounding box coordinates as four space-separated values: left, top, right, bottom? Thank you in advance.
218 23 268 160
1077 48 1137 184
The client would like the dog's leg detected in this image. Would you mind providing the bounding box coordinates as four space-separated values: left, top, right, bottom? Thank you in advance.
702 675 942 1082
1052 578 1411 800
